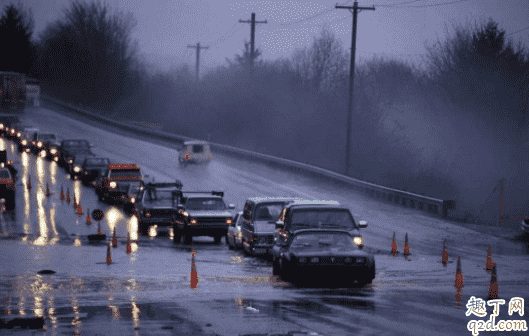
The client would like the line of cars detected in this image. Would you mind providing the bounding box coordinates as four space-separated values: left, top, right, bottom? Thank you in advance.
1 118 375 287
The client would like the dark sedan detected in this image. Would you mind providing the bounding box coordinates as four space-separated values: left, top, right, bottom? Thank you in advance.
271 229 376 288
81 157 110 186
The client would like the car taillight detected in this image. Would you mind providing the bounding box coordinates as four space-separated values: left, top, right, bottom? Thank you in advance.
226 218 232 225
145 211 151 217
185 154 189 160
190 218 197 225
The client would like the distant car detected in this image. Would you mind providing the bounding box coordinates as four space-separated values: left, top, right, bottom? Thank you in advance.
0 150 17 179
17 127 40 153
241 197 304 256
133 181 183 234
96 163 145 205
0 116 22 136
81 157 111 186
31 132 60 158
271 229 376 288
58 139 94 167
173 191 235 245
67 155 93 179
0 168 16 210
178 141 212 166
227 211 244 250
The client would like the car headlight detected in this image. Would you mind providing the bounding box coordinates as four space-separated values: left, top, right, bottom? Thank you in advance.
74 166 81 173
226 218 232 225
299 257 308 263
130 197 136 204
236 231 243 238
310 257 319 263
109 181 117 189
68 158 73 164
190 218 197 225
37 141 42 147
344 257 353 263
17 132 21 137
0 124 3 129
21 140 27 145
39 151 46 157
355 257 365 264
50 148 57 154
354 236 364 247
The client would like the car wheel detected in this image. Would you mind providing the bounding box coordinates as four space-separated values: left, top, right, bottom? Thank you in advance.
214 235 222 244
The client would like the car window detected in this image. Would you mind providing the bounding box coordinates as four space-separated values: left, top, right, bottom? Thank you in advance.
192 145 204 153
289 209 357 230
186 198 226 210
0 170 11 178
147 190 177 202
85 158 109 166
253 203 285 221
38 134 56 140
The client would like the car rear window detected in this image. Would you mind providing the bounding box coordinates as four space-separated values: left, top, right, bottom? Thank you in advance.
109 169 142 178
185 198 226 210
289 208 357 231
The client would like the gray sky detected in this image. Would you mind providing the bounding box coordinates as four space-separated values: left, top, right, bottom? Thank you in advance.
19 0 529 74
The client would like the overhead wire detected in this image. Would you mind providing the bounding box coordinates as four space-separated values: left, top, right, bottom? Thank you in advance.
279 0 353 27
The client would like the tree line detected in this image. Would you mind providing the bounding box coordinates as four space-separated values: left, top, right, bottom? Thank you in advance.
2 0 529 223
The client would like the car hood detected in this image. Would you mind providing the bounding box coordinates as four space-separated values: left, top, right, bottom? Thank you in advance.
110 177 143 181
187 210 232 217
289 248 371 258
253 220 277 234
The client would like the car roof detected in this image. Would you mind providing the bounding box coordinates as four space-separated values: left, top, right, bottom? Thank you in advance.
108 163 140 170
246 197 305 204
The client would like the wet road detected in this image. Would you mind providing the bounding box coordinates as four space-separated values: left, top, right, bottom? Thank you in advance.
0 104 527 335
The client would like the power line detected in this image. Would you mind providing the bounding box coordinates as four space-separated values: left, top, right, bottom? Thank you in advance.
279 0 353 26
507 25 529 36
398 0 471 8
209 22 239 47
376 0 424 7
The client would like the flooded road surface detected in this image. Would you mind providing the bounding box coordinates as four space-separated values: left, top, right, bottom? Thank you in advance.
0 105 527 335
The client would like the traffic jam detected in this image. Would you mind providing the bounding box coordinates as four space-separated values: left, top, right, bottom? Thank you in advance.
0 115 374 289
1 111 528 335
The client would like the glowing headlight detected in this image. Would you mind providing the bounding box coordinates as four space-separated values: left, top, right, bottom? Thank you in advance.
236 231 243 238
68 159 73 164
21 140 27 145
353 236 364 247
17 132 21 137
130 197 136 204
37 141 42 147
190 218 197 225
226 218 233 225
0 163 4 168
0 124 3 129
139 186 144 191
109 181 117 189
74 166 81 173
53 157 58 162
50 148 57 154
10 129 15 134
39 151 46 157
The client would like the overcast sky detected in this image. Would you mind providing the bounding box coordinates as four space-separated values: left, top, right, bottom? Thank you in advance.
17 0 529 74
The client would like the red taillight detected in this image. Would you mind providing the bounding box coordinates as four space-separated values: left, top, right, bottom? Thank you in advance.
185 154 189 160
226 218 232 225
190 218 197 225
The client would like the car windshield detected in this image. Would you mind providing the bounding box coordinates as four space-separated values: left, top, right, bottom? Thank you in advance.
146 189 177 202
109 169 142 178
185 198 226 210
289 209 357 230
38 134 56 140
192 145 204 153
63 141 89 148
253 203 285 221
290 232 356 251
74 157 89 165
0 170 11 178
85 158 109 166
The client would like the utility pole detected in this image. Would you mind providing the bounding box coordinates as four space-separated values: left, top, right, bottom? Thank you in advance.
239 13 267 75
336 2 375 176
187 42 209 82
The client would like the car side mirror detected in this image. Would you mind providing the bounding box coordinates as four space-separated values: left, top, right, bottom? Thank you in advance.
358 220 368 228
275 221 284 229
228 204 235 209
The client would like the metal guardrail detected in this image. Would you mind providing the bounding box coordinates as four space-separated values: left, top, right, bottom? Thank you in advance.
41 94 455 218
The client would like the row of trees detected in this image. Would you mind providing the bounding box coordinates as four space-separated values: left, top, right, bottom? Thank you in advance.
3 0 529 223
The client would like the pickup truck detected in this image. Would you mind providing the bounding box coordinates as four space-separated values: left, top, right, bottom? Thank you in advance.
58 139 94 167
96 163 146 205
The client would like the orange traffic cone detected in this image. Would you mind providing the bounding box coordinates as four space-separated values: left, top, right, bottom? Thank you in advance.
66 188 71 204
126 232 132 254
45 183 51 197
76 204 83 215
442 238 449 266
97 221 102 235
27 177 32 190
454 255 464 291
485 245 494 271
106 243 112 265
86 209 92 225
455 288 463 305
403 233 410 258
60 186 65 201
487 264 498 300
190 250 198 289
391 231 398 257
112 227 118 248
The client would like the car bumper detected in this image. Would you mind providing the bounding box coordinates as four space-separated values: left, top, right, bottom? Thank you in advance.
141 217 174 226
288 264 374 280
178 226 228 236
